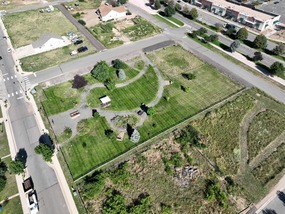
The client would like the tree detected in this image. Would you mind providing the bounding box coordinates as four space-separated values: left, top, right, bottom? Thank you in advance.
91 61 110 82
252 51 263 62
182 6 190 15
9 160 24 175
175 3 182 11
189 8 198 20
176 125 200 147
118 69 126 80
253 34 267 49
0 161 7 192
225 28 236 37
230 39 240 52
0 176 7 192
34 144 54 162
118 0 127 4
130 129 140 143
215 23 223 32
78 19 86 26
205 34 218 43
113 59 127 69
154 0 161 10
102 190 127 214
104 79 116 91
183 73 196 80
205 180 228 207
236 28 248 41
272 43 285 55
270 62 285 75
185 86 190 93
196 27 207 36
105 129 116 140
72 75 87 89
164 5 176 17
147 107 156 116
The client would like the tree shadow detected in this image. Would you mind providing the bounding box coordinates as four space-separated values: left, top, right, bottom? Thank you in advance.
140 103 148 112
126 123 133 137
255 63 272 76
16 148 27 166
39 133 54 150
277 191 285 205
262 209 277 214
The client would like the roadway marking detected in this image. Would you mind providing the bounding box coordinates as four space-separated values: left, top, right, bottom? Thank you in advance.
3 73 8 76
3 79 5 82
6 77 9 80
7 94 10 98
19 90 22 94
15 91 18 95
14 75 17 78
11 76 13 79
17 96 24 100
11 92 14 96
33 73 37 77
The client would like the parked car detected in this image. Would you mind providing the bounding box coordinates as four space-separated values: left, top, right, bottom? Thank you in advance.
71 36 79 42
70 50 78 56
27 191 39 214
77 46 88 53
74 39 83 45
7 48 11 53
0 56 2 60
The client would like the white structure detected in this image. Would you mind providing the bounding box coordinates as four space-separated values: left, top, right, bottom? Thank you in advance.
32 33 69 52
100 96 111 107
96 4 127 22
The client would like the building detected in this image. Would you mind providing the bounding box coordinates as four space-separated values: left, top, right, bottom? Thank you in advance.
96 4 127 22
100 96 111 107
191 0 280 31
32 33 69 52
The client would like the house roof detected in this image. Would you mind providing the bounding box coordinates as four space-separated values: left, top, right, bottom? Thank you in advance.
98 4 127 17
100 96 111 104
32 33 63 48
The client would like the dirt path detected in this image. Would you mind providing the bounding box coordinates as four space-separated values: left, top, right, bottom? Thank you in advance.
239 101 265 172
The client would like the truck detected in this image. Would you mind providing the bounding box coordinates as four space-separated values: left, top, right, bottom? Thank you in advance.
22 177 39 214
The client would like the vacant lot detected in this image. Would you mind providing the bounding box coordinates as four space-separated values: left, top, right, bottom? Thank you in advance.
20 36 96 72
3 8 76 48
0 123 10 158
87 65 158 110
62 116 134 179
42 82 83 116
90 16 161 48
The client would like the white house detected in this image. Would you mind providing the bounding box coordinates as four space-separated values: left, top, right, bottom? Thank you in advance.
96 4 127 22
32 33 69 52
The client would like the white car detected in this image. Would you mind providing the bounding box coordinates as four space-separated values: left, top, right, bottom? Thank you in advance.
27 191 39 214
7 48 11 53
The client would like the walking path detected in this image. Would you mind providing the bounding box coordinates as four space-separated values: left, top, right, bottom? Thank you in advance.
0 193 19 205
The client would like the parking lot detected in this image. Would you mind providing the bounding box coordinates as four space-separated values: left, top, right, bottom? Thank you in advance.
257 0 285 23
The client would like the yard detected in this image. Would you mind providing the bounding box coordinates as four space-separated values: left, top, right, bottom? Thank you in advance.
62 116 134 179
1 196 23 214
89 16 161 48
20 37 96 72
3 8 76 48
86 65 158 110
0 122 10 158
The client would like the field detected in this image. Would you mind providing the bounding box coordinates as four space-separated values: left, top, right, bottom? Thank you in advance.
62 116 134 179
90 16 161 48
0 123 10 158
20 36 96 72
1 196 23 214
3 8 76 48
87 65 158 110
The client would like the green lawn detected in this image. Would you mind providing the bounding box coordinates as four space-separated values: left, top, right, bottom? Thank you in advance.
1 196 23 214
3 8 76 48
87 65 158 110
0 123 10 158
20 38 96 72
154 15 178 28
42 81 83 116
0 157 18 202
62 117 134 179
167 16 184 27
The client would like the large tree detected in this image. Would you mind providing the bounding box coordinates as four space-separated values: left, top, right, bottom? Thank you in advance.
189 8 198 20
72 75 87 89
91 61 110 82
34 144 54 162
236 28 248 41
154 0 161 10
9 160 24 175
272 43 285 55
164 5 176 17
253 34 267 49
270 62 285 75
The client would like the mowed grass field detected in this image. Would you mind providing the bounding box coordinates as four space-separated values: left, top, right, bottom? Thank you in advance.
139 46 241 141
3 8 76 48
42 82 83 116
87 65 158 110
62 117 134 179
0 123 10 158
1 196 23 214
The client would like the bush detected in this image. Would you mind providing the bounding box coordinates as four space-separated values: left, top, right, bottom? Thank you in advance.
91 61 110 82
104 79 116 91
176 125 200 147
270 61 285 75
272 43 285 55
252 51 263 62
78 19 86 26
205 180 228 207
105 129 116 140
0 176 7 192
175 3 182 11
189 8 198 20
164 5 176 17
34 143 54 162
113 59 127 69
9 160 24 175
118 0 127 4
253 34 267 49
73 12 81 19
147 107 156 116
196 27 207 36
72 75 87 89
154 0 161 9
83 174 105 199
236 28 248 41
205 34 218 43
118 69 126 80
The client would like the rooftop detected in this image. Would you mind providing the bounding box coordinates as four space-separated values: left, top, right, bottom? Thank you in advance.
211 0 277 21
98 4 127 17
100 96 111 104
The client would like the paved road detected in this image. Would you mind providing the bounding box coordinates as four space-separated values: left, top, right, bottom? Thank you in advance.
257 189 285 214
0 19 69 214
57 4 105 51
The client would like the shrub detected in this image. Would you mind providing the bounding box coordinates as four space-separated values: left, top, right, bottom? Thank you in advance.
0 176 7 192
253 34 267 49
73 12 81 19
78 19 86 26
196 27 207 36
72 75 87 89
270 61 285 75
205 34 218 43
83 174 105 199
175 3 182 11
105 129 116 140
104 79 116 91
113 59 127 69
34 144 54 162
147 107 156 116
91 61 110 82
154 0 161 9
9 160 24 175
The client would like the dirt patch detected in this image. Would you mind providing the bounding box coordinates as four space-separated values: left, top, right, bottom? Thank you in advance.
80 9 100 28
269 29 285 42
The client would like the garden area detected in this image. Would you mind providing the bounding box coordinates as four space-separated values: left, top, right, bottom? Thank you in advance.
89 16 161 48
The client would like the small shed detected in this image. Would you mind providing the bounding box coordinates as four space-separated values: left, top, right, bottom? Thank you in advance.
100 96 111 107
116 132 125 141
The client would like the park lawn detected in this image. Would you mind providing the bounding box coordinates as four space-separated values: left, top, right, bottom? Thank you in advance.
122 16 162 41
87 65 158 110
0 157 18 202
62 117 134 179
154 15 178 28
1 196 23 214
3 8 76 48
0 123 10 158
90 22 123 48
42 81 83 116
139 63 242 141
20 38 96 72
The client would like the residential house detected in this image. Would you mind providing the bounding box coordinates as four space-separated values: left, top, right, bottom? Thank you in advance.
96 4 127 22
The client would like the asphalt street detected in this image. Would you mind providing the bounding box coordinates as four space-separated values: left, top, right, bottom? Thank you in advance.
257 190 285 214
0 20 68 214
